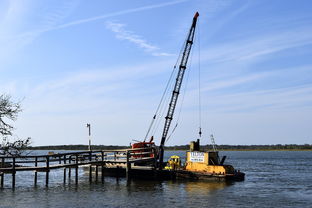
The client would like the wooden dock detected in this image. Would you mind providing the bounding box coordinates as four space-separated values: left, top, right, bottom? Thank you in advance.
0 147 157 188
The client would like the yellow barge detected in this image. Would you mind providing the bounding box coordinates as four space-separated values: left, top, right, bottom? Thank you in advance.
166 139 245 181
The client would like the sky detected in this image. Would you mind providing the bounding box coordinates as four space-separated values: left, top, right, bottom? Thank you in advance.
0 0 311 146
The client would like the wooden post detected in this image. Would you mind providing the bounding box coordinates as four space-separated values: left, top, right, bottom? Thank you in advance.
1 158 5 188
89 152 92 183
12 157 16 189
126 151 131 180
63 155 66 184
101 151 105 183
34 157 38 186
152 147 157 169
101 163 105 183
46 156 49 187
0 172 3 188
75 154 78 184
95 165 98 182
68 155 72 179
89 165 92 183
101 151 104 162
116 165 120 179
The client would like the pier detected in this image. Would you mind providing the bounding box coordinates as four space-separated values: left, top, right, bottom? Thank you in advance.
0 147 156 189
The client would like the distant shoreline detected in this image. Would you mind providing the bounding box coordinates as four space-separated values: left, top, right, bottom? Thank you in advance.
27 149 312 151
26 144 312 151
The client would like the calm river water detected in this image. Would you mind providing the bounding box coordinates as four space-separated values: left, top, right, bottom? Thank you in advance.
0 151 311 208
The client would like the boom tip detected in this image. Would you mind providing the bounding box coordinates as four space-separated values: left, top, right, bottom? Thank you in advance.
194 12 199 18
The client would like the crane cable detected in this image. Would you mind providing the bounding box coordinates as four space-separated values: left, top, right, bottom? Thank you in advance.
198 22 202 139
166 38 195 143
143 36 188 141
143 67 175 141
166 21 201 143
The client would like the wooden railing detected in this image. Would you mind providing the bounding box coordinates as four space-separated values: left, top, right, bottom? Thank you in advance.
0 147 157 188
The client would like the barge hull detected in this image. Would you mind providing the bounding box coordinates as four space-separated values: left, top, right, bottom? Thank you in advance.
92 166 244 181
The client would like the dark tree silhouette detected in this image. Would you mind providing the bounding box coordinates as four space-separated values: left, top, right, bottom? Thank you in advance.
0 94 30 156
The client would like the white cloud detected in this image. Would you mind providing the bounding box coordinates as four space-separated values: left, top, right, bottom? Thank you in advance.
152 52 175 57
0 1 78 65
106 21 175 56
204 84 312 114
0 0 185 65
201 73 269 92
53 0 187 30
106 21 158 52
200 27 312 65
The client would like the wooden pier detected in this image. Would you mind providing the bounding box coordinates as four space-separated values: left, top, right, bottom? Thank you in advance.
0 147 156 188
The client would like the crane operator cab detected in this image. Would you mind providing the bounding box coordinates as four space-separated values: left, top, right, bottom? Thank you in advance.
164 155 182 170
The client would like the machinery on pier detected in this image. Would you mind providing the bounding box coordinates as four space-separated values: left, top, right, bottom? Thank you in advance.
132 12 199 168
131 12 244 180
158 12 199 168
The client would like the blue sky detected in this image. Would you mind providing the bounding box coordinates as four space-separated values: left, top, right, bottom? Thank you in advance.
1 0 311 146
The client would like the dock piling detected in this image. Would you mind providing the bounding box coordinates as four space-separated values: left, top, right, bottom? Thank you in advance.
46 156 49 187
68 155 72 180
1 158 4 188
63 155 66 184
89 165 92 183
101 151 105 183
126 150 131 180
12 157 16 189
1 172 4 188
95 165 98 182
34 157 38 186
75 154 78 184
89 151 92 183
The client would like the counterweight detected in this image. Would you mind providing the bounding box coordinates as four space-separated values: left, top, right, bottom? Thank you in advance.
158 12 199 167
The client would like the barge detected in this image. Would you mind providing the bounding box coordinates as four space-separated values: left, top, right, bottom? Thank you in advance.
166 140 245 181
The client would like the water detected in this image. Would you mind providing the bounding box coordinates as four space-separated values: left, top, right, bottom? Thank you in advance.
0 151 311 208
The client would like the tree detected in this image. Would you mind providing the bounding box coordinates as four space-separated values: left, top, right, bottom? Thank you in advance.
0 94 30 156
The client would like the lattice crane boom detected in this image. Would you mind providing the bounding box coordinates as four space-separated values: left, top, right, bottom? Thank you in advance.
158 12 199 168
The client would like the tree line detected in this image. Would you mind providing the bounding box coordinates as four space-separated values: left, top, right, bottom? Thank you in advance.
26 144 312 151
166 144 312 150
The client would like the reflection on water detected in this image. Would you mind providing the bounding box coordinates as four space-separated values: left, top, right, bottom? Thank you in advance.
163 180 231 196
125 179 231 195
180 181 231 194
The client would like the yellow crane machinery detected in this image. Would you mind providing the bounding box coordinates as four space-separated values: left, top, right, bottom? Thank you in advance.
164 155 182 170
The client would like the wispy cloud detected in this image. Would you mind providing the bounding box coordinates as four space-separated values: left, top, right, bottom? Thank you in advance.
53 0 187 30
106 21 158 51
199 26 312 66
205 84 312 113
0 0 183 63
180 63 312 114
0 1 78 65
201 73 269 92
106 21 174 56
21 59 174 110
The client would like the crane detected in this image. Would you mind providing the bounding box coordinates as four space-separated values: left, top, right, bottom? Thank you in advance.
158 12 199 168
